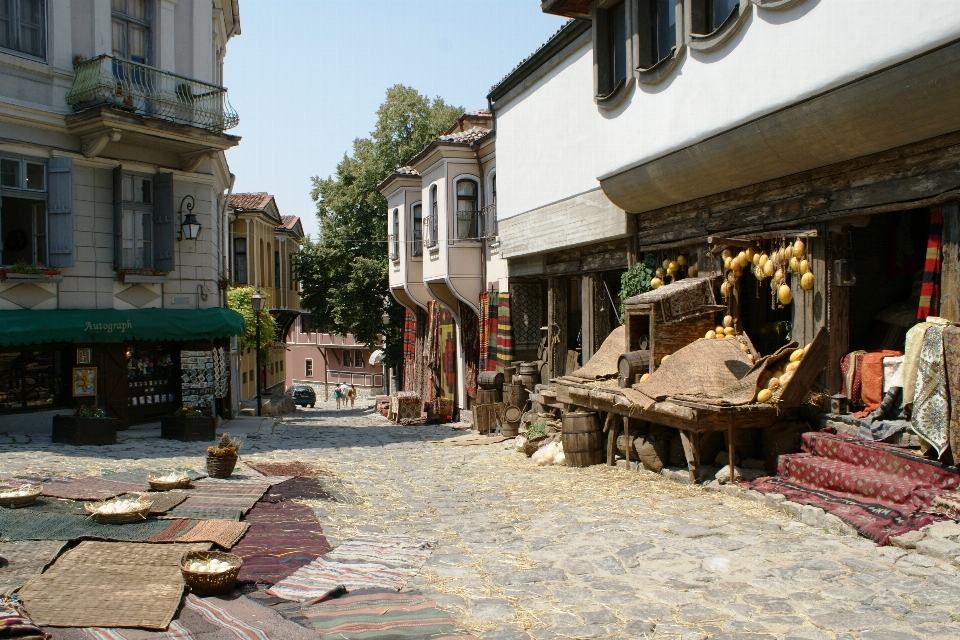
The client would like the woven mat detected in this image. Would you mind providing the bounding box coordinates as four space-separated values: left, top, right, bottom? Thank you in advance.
571 325 625 380
160 506 243 521
273 589 473 640
24 496 88 516
18 541 209 629
174 519 249 549
139 491 188 515
260 477 335 503
0 509 174 542
100 468 207 485
233 501 329 586
268 535 436 602
245 461 336 477
40 477 149 501
162 477 286 519
435 434 510 446
0 540 67 595
50 593 320 640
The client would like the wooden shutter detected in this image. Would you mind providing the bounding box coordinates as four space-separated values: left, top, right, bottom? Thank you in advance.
47 157 74 267
113 165 123 268
153 172 175 271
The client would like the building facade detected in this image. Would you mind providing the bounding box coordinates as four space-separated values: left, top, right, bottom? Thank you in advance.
285 316 383 400
0 0 244 428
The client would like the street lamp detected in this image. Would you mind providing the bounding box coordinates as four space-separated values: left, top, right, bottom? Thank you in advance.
177 195 202 241
250 290 266 416
381 308 390 395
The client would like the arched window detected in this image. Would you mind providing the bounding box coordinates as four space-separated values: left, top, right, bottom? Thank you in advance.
639 0 677 69
456 179 478 240
411 203 423 257
427 185 438 248
596 0 629 98
390 208 400 261
692 0 739 35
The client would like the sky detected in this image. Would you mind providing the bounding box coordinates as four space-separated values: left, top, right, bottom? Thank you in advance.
224 1 568 238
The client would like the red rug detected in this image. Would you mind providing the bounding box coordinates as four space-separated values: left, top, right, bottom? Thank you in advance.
750 431 960 544
233 501 330 585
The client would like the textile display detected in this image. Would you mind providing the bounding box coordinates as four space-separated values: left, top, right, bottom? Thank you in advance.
157 507 242 521
98 469 207 485
413 307 431 404
917 206 943 321
839 351 866 406
40 478 148 502
440 307 456 399
883 356 905 394
0 541 67 596
911 323 949 455
163 476 282 519
268 535 436 602
172 520 249 548
403 310 417 361
903 321 937 410
942 326 960 461
478 292 490 371
259 477 336 503
233 501 330 586
17 541 209 629
0 595 48 639
50 594 319 640
273 589 473 640
459 302 479 400
496 291 514 369
486 293 499 371
751 431 959 544
853 350 902 417
245 461 334 478
933 491 960 521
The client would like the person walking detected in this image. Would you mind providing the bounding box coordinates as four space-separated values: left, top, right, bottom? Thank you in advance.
348 384 357 408
339 382 350 409
333 383 342 410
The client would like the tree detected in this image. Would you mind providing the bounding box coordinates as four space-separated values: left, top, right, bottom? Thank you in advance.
227 286 278 363
296 85 462 366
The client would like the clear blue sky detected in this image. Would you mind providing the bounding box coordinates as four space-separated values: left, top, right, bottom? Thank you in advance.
224 1 568 238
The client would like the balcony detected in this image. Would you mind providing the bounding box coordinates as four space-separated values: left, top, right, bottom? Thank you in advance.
424 213 439 250
67 56 239 133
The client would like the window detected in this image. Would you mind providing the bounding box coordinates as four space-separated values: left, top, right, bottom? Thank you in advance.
456 180 478 240
355 351 365 368
596 1 628 98
693 0 739 34
119 173 153 269
289 253 296 290
112 0 151 64
242 370 247 384
280 360 283 371
0 0 45 60
1 158 44 191
234 238 247 284
411 203 422 257
305 359 313 377
639 0 677 69
391 208 400 261
342 350 352 367
427 185 438 248
274 250 280 288
1 156 47 266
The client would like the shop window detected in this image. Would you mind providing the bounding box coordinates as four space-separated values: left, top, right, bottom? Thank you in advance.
411 203 422 257
127 345 176 411
456 180 478 240
595 0 629 99
0 350 61 412
639 0 678 69
0 0 45 60
305 359 313 377
234 237 247 284
112 0 151 65
691 0 739 33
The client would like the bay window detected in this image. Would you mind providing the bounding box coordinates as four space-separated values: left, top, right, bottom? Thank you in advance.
411 203 423 257
456 179 478 240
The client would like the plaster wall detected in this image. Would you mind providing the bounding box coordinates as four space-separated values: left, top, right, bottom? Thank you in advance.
494 0 960 220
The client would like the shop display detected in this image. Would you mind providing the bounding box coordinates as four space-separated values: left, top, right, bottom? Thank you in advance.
213 346 229 398
181 350 216 408
127 347 177 410
0 351 60 412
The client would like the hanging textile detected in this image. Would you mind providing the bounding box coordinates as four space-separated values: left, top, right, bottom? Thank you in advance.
478 292 490 372
403 310 416 360
414 308 431 403
439 306 457 400
911 323 949 455
459 301 479 399
917 206 942 321
487 293 500 371
941 326 960 462
496 291 515 369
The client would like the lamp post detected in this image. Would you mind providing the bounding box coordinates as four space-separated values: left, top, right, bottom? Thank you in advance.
381 309 391 395
250 290 266 416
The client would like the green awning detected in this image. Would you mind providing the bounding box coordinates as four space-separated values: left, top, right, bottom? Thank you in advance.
0 308 246 347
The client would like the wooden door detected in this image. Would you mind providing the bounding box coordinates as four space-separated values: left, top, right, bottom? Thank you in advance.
101 344 129 429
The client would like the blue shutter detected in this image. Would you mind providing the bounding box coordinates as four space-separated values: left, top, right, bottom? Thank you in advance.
153 173 175 271
47 157 74 267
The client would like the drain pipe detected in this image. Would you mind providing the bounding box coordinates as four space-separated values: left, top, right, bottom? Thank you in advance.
472 141 487 296
221 172 236 307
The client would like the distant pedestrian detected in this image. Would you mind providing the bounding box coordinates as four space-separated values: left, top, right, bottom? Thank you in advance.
348 384 357 408
333 385 342 409
339 382 350 408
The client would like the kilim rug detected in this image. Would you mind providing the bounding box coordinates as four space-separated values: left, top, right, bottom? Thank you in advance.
0 541 67 596
39 478 149 501
99 469 207 485
273 589 474 640
259 477 335 503
233 501 330 586
268 536 435 602
1 595 48 639
48 594 319 640
18 541 209 629
933 491 960 520
173 519 249 549
162 476 287 519
750 431 959 544
158 507 242 521
245 461 335 477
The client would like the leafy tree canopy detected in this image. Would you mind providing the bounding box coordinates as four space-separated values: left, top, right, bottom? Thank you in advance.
227 286 278 362
297 85 462 365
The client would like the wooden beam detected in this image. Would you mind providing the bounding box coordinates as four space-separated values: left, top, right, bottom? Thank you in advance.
940 202 960 322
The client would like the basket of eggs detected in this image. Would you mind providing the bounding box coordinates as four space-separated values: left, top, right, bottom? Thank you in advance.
0 483 41 509
180 550 242 596
84 495 152 524
147 471 192 491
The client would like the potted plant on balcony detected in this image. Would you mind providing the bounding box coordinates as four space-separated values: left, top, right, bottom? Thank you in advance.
1 261 63 282
217 274 233 290
52 405 118 446
161 405 216 442
116 267 172 283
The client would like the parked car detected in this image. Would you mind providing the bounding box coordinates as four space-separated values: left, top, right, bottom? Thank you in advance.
289 385 316 408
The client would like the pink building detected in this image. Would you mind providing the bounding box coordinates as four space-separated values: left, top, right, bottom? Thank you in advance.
286 315 384 399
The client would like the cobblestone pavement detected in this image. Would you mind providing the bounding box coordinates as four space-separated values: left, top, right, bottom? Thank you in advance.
2 402 960 639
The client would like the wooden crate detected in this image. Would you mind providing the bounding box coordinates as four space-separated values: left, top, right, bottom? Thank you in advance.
474 403 503 435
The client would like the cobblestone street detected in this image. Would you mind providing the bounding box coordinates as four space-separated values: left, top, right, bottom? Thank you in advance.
2 401 960 639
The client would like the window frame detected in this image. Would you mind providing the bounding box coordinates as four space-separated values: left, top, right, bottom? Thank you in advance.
0 0 47 62
686 0 751 52
410 202 423 257
111 0 152 65
118 171 154 270
390 207 400 262
234 237 247 285
427 184 439 251
273 249 280 289
454 178 480 242
0 154 48 267
593 0 634 106
637 0 685 85
305 358 313 377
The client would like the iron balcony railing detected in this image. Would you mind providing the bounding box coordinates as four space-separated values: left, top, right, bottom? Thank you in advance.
450 204 497 244
66 55 239 133
481 203 497 238
411 228 423 257
388 234 399 262
424 213 439 249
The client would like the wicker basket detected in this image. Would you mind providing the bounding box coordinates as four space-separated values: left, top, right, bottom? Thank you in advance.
146 472 192 491
180 551 242 596
206 454 238 479
523 435 550 457
0 484 41 509
84 497 151 524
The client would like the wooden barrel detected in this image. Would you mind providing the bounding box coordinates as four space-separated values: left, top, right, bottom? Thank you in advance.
501 405 522 437
518 362 540 392
476 389 501 405
503 366 518 379
618 351 647 381
478 371 504 390
502 383 529 409
561 411 604 467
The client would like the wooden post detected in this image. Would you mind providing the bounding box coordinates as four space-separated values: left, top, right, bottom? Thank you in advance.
940 202 960 322
623 416 631 470
679 430 700 484
604 412 616 466
728 424 735 487
826 232 850 394
317 346 329 401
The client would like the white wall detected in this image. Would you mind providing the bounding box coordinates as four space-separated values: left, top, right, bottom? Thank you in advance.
495 0 960 219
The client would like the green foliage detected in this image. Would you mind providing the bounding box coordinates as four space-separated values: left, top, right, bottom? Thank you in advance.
296 85 462 366
227 286 278 361
619 260 655 316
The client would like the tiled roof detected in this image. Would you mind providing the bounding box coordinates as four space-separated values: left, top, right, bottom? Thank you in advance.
229 192 273 211
489 19 581 96
463 109 492 118
394 166 419 176
437 127 491 144
278 215 299 230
